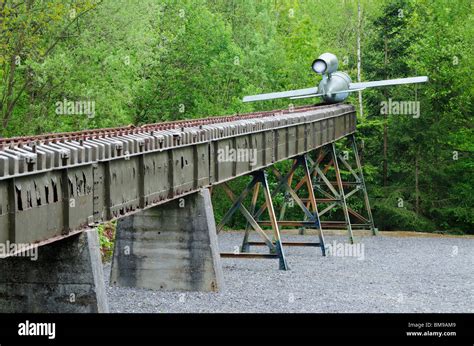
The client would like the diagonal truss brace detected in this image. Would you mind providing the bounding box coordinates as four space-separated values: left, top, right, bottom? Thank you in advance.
308 136 376 242
278 136 376 244
242 155 326 256
292 145 354 244
217 170 289 270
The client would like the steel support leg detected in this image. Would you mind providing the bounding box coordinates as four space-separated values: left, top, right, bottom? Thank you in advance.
218 171 289 270
302 155 326 256
349 134 377 235
260 171 289 270
241 183 260 253
255 155 326 256
278 162 295 222
330 143 355 244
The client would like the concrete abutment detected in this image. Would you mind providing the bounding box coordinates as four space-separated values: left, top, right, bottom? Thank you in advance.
110 189 224 292
0 230 108 313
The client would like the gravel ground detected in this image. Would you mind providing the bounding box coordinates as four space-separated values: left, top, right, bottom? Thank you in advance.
104 232 474 313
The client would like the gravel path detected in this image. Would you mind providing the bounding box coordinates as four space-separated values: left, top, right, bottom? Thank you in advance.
104 232 474 313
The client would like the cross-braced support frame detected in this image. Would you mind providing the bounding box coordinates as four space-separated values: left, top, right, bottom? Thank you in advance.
312 142 356 243
217 170 289 270
214 135 374 269
243 155 326 256
279 135 376 244
312 135 376 243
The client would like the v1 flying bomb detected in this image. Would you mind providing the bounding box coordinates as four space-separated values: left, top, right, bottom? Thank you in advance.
242 53 428 104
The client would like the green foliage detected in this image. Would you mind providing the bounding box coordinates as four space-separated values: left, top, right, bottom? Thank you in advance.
373 202 436 232
97 221 115 261
0 0 100 135
1 0 472 233
359 0 473 233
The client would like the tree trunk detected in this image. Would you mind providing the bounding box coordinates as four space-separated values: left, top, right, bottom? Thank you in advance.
415 152 420 214
357 0 363 117
383 36 388 187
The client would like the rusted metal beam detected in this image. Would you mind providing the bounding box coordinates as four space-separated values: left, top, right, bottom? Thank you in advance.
254 155 326 255
217 170 288 270
258 220 318 227
349 134 376 235
220 253 279 259
247 241 321 247
259 171 289 270
220 180 275 250
241 182 259 253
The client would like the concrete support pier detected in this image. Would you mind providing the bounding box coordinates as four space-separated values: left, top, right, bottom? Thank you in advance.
0 230 109 313
110 189 224 292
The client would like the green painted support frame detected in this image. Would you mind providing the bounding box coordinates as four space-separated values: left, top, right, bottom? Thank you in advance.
217 170 289 270
311 135 376 242
240 154 326 257
278 135 376 244
215 135 374 268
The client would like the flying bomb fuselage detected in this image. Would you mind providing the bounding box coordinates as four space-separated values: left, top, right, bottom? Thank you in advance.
312 52 352 103
242 52 428 104
318 71 352 103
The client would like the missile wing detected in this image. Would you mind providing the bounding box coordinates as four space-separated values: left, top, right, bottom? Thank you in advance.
290 88 366 100
242 53 428 104
349 76 428 89
242 87 319 102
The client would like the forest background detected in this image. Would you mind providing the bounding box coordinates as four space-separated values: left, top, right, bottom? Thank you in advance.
1 0 472 234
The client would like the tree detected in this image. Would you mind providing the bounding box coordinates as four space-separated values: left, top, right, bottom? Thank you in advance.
0 0 99 136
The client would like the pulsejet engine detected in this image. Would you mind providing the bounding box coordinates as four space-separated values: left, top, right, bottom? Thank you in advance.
242 53 428 104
